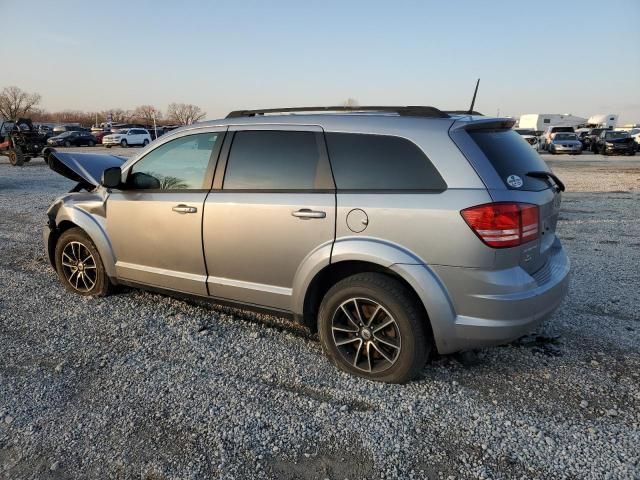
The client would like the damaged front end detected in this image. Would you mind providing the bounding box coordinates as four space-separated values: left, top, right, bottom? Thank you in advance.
43 149 125 276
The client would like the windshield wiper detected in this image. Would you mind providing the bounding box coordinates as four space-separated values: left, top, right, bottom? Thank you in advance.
526 171 565 192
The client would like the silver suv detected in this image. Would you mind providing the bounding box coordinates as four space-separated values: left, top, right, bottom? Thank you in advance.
44 106 570 383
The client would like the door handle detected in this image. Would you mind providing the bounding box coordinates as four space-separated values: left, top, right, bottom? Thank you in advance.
291 208 326 219
172 204 198 214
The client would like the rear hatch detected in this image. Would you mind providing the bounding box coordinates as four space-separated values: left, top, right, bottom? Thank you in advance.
450 119 563 275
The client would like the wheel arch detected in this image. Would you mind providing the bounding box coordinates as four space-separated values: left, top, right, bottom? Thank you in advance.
48 207 117 278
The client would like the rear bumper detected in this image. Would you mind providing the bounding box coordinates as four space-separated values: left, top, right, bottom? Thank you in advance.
428 240 570 353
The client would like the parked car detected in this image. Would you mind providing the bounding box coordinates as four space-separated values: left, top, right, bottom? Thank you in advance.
548 132 582 154
594 130 636 156
43 106 570 383
102 128 151 148
91 130 112 144
541 126 575 150
52 125 90 136
47 131 97 147
514 128 540 149
580 127 608 152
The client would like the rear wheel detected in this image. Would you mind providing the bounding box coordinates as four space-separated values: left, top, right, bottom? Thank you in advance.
318 273 430 383
88 140 95 147
120 139 128 148
8 148 24 166
54 228 110 297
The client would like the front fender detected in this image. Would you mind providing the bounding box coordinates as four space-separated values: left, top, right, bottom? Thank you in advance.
49 200 117 279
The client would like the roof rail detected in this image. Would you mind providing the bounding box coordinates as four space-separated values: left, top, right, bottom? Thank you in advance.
225 106 450 119
444 110 484 116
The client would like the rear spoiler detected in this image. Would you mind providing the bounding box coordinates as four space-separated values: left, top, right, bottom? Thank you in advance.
450 117 516 132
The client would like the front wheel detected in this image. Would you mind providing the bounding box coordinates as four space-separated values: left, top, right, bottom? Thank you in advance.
64 141 71 147
142 139 149 146
88 140 95 147
54 228 110 296
120 139 128 148
8 148 24 166
318 273 430 383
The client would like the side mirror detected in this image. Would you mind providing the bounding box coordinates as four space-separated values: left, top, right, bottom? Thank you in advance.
129 171 161 189
101 166 122 188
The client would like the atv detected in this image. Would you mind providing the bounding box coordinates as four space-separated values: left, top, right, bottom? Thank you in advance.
0 118 48 166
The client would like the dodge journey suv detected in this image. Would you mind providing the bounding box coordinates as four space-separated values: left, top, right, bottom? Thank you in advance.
44 106 570 383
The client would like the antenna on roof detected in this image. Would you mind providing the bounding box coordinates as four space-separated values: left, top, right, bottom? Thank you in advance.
468 78 480 115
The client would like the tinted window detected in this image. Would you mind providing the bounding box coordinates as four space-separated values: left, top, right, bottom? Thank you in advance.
325 133 446 190
130 133 220 190
224 131 326 190
468 129 550 191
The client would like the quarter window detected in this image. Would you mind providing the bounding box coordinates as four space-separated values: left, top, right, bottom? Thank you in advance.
325 133 446 190
224 130 330 190
129 133 221 190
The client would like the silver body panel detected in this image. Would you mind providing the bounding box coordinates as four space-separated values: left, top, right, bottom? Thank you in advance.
45 112 570 354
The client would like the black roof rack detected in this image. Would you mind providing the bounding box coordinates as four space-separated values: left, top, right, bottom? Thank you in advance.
226 106 450 119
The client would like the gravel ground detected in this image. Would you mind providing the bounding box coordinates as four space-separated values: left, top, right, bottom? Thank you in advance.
0 151 639 480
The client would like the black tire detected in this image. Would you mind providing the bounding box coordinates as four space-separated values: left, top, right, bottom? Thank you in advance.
88 140 95 147
120 139 127 148
8 148 24 166
54 228 111 297
601 145 607 155
64 141 71 147
23 156 32 162
318 273 430 383
143 139 149 146
105 145 111 149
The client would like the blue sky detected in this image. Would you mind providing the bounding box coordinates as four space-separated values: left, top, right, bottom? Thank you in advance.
1 0 639 122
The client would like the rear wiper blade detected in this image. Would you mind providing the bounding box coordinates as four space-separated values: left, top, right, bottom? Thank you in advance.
526 171 565 192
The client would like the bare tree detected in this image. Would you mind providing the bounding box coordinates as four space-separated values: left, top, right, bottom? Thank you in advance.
133 105 162 125
0 86 42 119
100 108 135 124
166 103 206 125
342 98 360 108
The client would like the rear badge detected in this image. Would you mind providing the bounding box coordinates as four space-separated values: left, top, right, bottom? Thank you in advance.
506 175 523 188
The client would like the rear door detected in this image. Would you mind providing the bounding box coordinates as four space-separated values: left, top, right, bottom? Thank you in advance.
451 123 562 274
202 126 335 311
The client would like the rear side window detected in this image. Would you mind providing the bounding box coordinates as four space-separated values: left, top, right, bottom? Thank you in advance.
224 130 330 190
325 133 446 191
468 129 550 191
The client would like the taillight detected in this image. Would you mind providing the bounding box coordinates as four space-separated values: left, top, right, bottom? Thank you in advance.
460 203 539 248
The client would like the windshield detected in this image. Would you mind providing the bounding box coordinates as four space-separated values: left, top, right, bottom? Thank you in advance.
1 122 15 134
605 131 629 139
554 133 577 141
515 129 536 136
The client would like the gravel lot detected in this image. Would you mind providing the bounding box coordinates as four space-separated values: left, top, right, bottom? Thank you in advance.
0 149 639 479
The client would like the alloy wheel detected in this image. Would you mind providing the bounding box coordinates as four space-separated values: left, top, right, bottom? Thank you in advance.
331 297 401 373
61 241 97 292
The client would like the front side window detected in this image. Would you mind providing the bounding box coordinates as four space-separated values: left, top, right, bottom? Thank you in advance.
325 132 446 191
223 130 329 190
129 133 221 190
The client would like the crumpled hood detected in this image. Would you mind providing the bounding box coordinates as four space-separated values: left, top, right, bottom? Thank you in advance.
47 150 126 187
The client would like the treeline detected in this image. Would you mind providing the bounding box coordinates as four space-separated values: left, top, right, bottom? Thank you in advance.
0 86 206 126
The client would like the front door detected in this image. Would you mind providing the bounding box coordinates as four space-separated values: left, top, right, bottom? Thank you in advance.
107 129 225 295
203 126 336 311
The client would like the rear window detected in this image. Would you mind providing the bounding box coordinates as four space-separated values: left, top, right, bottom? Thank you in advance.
325 133 446 191
468 129 550 191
